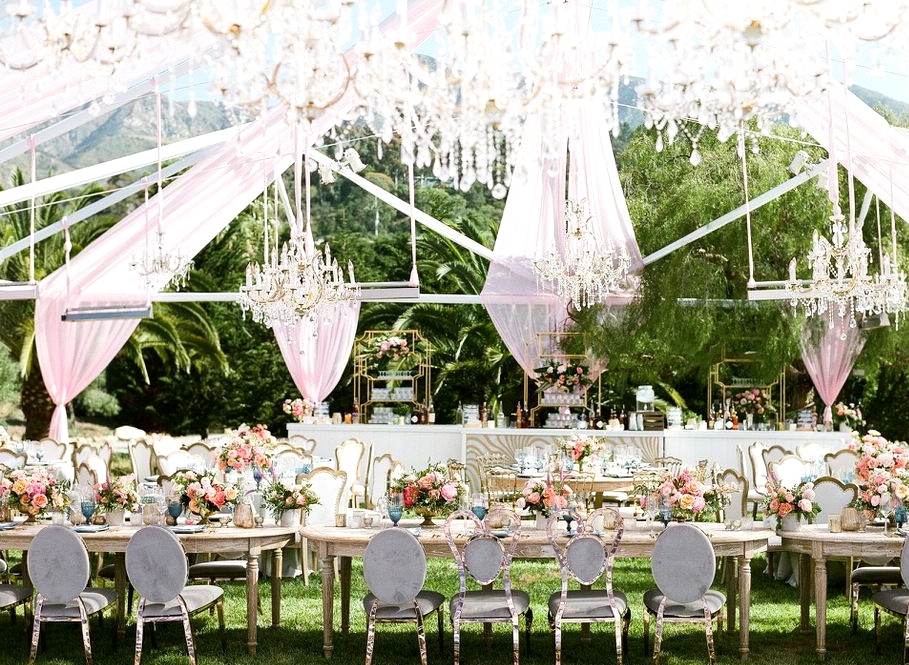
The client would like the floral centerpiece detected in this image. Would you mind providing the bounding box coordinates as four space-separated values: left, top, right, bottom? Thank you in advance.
636 467 737 521
283 397 317 422
363 334 422 373
389 461 467 526
6 468 70 522
733 388 776 426
218 423 275 474
834 402 865 432
171 470 240 523
848 429 909 519
515 476 574 518
262 479 319 517
763 474 820 528
534 359 591 393
94 474 139 514
561 433 602 472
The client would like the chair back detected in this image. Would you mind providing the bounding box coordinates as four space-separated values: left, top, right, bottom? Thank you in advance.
486 469 520 507
335 438 368 506
653 456 683 476
275 450 310 480
824 448 859 481
798 442 827 463
185 441 221 470
363 527 426 604
768 454 809 488
0 447 26 470
445 508 521 588
73 443 111 471
34 438 67 462
287 435 317 455
157 450 199 476
548 507 621 587
651 523 716 604
299 467 347 526
761 444 794 472
811 476 858 523
367 454 404 510
747 442 768 492
126 525 188 604
715 468 748 521
75 456 108 488
129 439 156 480
28 525 91 604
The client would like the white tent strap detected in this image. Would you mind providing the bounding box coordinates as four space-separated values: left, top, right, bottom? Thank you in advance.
740 130 756 288
408 162 419 286
28 134 36 283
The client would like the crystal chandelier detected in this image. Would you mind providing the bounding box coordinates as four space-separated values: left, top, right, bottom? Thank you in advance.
532 198 631 308
238 233 358 327
786 204 907 335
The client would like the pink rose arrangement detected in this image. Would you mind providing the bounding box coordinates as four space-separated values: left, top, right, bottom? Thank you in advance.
283 397 317 422
534 359 591 393
262 479 319 517
638 467 738 521
172 470 240 521
733 388 776 420
6 467 70 517
218 423 275 474
94 474 139 512
371 334 411 362
390 462 466 515
848 429 909 518
515 476 574 517
562 434 602 466
834 402 865 430
763 472 820 527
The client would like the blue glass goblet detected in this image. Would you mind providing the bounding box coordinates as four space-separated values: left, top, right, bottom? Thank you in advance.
563 509 575 535
387 493 404 527
167 501 183 525
659 502 673 527
896 504 907 529
80 500 96 522
253 467 263 490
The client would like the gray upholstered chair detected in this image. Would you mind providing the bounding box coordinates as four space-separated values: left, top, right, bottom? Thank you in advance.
546 507 629 665
872 535 909 664
362 527 444 665
444 508 533 665
126 525 225 665
0 577 31 622
643 523 725 665
27 525 118 665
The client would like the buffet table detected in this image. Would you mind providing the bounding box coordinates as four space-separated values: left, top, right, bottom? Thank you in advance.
301 520 771 660
1 522 297 655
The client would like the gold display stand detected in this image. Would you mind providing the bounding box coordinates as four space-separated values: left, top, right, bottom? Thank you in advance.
353 329 431 424
707 350 785 429
523 332 601 428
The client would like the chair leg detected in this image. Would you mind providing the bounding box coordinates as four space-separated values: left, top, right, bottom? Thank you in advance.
511 618 520 665
365 605 378 665
614 614 624 665
182 611 196 665
452 619 461 665
217 599 226 651
653 604 666 665
134 617 144 665
80 613 95 665
643 610 650 656
904 615 909 665
554 618 562 665
705 608 717 665
875 606 883 654
28 615 41 665
437 606 444 654
415 610 428 665
525 608 533 656
851 582 861 633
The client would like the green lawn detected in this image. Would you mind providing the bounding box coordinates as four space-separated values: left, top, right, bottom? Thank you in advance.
8 554 897 665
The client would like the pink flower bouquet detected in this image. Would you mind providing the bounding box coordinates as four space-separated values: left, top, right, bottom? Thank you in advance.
218 423 275 474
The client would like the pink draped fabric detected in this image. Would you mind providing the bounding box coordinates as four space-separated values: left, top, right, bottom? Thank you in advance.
800 324 865 425
273 302 361 404
33 2 445 441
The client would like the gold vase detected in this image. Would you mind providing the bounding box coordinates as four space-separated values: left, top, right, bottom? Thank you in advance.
413 506 439 528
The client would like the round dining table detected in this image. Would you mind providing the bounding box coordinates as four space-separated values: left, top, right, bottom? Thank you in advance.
301 519 771 660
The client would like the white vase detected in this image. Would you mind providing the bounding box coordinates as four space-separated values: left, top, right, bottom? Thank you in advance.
279 509 302 528
779 513 800 532
535 513 547 531
106 509 126 526
839 422 852 433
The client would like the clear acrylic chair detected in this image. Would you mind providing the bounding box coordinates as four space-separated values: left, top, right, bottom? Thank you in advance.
126 525 225 665
444 508 533 665
643 523 725 665
546 507 629 665
28 525 118 665
362 527 444 665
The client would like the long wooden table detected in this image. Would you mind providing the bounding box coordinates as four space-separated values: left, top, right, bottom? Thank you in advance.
779 525 904 660
301 520 771 660
0 521 297 655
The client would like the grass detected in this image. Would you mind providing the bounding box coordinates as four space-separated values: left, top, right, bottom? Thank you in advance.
4 552 902 665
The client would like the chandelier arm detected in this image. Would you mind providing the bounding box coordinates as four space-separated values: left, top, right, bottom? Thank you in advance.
740 128 756 288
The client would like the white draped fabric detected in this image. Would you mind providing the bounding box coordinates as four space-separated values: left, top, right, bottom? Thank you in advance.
33 2 445 441
481 104 642 376
273 302 361 404
800 324 865 426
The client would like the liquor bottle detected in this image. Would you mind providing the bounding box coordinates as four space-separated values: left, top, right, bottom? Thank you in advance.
724 406 733 429
456 401 463 425
618 409 626 430
351 403 360 425
731 410 739 430
427 399 435 424
515 402 523 429
479 401 488 427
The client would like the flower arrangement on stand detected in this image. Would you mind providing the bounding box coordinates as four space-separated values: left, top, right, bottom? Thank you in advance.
262 479 319 525
834 402 865 432
534 359 591 393
733 388 776 428
561 433 602 472
218 423 276 475
515 475 574 519
763 474 820 528
636 467 737 521
283 397 317 423
5 468 70 522
848 429 909 520
389 461 466 526
172 470 240 523
363 334 423 373
94 474 139 514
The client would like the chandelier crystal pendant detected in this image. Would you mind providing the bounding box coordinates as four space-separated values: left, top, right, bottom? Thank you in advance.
532 198 631 309
131 229 194 290
786 205 907 336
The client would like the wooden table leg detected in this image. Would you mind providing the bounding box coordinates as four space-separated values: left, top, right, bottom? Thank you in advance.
115 552 127 642
814 555 828 660
725 556 738 634
340 556 352 634
738 555 751 659
246 550 260 656
799 553 811 631
321 552 336 659
271 548 283 628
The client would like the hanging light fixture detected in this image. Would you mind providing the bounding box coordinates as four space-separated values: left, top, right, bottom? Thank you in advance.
532 198 631 308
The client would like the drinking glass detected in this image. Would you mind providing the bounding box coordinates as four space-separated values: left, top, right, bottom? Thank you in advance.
880 495 894 528
387 493 404 527
563 505 576 535
80 498 96 523
167 500 183 524
659 499 673 527
471 493 487 521
154 489 168 524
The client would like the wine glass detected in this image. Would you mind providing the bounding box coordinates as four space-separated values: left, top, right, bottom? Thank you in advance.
471 493 487 521
643 493 657 536
659 499 673 528
154 489 168 525
387 493 404 527
880 494 894 529
563 504 576 535
253 466 263 490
